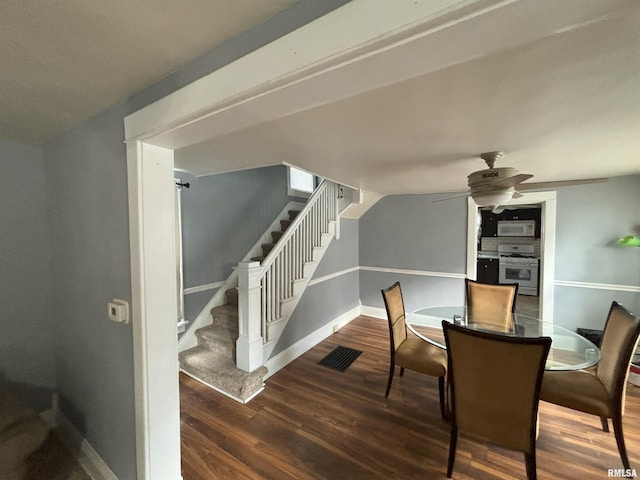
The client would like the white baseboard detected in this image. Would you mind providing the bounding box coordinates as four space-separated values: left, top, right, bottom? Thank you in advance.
40 398 118 480
264 305 361 379
359 305 386 320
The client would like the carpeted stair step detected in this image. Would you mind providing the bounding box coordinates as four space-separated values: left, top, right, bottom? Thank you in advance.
288 210 300 220
261 243 275 257
194 324 237 358
271 231 283 243
280 219 292 231
224 288 238 306
211 304 238 329
180 347 268 402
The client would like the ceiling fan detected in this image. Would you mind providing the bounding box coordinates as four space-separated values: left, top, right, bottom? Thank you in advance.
446 151 607 212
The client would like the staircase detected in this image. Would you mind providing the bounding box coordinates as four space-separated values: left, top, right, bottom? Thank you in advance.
179 288 267 403
251 209 300 262
179 180 340 401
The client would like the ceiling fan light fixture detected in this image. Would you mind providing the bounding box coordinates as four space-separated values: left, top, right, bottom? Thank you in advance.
471 190 514 209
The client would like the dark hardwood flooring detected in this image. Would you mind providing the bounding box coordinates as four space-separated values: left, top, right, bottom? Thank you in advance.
180 315 640 479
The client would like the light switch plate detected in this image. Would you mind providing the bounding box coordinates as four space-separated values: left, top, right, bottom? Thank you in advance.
108 299 129 324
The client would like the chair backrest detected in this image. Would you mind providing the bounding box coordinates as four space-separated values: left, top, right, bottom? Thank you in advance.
381 282 407 352
596 301 640 412
443 321 551 454
465 279 518 330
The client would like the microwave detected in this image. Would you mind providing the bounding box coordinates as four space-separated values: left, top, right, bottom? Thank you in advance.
497 220 535 237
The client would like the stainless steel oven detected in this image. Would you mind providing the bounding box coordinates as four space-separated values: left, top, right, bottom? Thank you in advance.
498 244 539 296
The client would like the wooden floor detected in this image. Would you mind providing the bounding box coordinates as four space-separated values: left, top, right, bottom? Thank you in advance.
180 316 640 480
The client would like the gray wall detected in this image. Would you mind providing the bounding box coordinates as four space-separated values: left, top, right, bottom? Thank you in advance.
0 139 54 410
358 178 640 333
179 166 295 323
39 2 350 478
553 175 640 330
45 106 135 477
272 218 360 356
359 194 468 311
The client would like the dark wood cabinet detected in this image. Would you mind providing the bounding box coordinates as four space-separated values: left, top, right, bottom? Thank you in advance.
476 258 499 284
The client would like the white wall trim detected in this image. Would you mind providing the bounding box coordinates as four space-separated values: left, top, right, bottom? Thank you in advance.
308 266 359 287
183 281 225 295
41 407 118 480
555 280 640 293
359 305 387 320
123 2 602 476
360 265 467 279
178 279 233 352
264 305 361 379
127 141 182 480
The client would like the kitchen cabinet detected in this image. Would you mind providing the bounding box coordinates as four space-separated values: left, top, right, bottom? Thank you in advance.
476 258 499 284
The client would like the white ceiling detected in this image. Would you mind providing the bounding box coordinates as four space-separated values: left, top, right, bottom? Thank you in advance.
175 0 640 196
3 1 638 197
0 0 296 145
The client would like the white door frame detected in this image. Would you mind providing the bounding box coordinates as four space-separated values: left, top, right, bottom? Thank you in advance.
127 142 182 479
123 1 596 476
466 192 557 321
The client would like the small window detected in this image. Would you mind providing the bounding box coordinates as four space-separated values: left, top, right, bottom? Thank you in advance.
287 167 317 198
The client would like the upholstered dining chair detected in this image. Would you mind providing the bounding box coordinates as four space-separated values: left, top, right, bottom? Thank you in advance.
540 301 640 469
381 282 447 419
465 278 518 330
443 321 551 480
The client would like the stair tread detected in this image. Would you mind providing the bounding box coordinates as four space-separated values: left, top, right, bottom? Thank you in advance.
210 304 238 318
196 325 238 342
179 346 268 401
224 288 238 305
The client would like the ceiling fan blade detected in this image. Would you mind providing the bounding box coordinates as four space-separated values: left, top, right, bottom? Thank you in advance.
432 192 470 203
482 173 534 189
517 177 608 191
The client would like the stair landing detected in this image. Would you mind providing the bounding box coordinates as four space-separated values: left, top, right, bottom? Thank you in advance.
179 289 267 403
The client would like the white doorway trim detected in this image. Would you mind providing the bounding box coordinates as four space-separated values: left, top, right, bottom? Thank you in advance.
122 1 587 477
127 142 182 480
466 191 557 322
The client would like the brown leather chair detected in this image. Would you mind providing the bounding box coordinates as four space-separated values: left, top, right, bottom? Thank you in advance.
540 301 640 469
443 321 551 480
465 278 518 331
381 282 447 419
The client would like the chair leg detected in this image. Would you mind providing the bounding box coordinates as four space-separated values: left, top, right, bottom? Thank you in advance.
385 364 395 398
524 452 537 480
438 376 446 420
446 424 458 478
400 367 405 377
612 415 630 469
600 417 609 433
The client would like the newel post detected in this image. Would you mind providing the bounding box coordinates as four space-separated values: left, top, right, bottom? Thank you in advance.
236 261 264 372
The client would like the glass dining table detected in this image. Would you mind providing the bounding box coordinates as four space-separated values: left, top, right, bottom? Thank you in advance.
406 306 601 371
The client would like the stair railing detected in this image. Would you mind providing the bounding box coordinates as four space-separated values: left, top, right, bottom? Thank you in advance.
236 179 339 372
260 180 339 338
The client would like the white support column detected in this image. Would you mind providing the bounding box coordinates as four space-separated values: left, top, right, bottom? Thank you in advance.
236 261 264 372
127 141 182 480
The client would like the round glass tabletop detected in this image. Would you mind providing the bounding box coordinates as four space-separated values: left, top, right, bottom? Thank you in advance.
406 306 601 371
